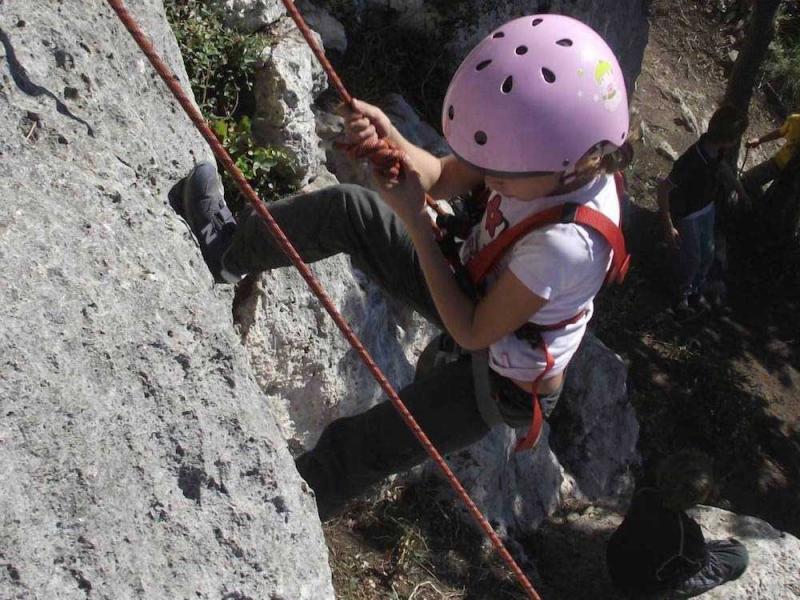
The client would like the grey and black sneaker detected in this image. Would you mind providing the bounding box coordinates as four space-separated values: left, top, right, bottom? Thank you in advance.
169 161 242 284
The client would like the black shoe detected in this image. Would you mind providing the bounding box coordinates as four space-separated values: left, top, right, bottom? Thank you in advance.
170 162 241 284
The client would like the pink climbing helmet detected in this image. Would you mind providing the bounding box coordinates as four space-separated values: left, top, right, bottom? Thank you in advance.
442 14 629 175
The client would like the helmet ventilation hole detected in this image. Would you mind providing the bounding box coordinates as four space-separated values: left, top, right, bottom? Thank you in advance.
621 132 626 140
476 59 492 71
532 18 543 26
542 68 556 83
562 160 570 167
474 131 488 145
501 76 513 93
492 31 505 38
448 106 455 120
515 45 528 55
556 39 573 47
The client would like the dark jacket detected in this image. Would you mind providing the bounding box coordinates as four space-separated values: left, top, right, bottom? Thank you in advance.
666 136 735 221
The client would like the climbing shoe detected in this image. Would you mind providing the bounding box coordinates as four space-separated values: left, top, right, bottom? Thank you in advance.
170 161 242 284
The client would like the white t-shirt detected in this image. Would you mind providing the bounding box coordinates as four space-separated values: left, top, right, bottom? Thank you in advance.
458 175 620 381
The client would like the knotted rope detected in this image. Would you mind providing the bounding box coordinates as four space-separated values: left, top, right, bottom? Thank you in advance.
105 2 541 598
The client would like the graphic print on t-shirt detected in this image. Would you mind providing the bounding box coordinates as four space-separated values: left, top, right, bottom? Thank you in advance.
484 193 509 238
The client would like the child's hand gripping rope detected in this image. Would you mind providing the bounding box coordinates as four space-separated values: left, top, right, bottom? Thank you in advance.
371 154 429 226
338 99 443 231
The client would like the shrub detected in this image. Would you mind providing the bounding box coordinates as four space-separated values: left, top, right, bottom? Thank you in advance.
165 0 296 209
766 3 800 111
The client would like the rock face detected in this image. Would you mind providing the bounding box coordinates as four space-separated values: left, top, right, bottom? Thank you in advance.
234 253 434 448
252 16 329 186
219 0 286 33
690 506 800 600
0 2 333 599
550 335 639 499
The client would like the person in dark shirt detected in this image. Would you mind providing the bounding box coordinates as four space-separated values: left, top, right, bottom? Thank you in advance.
606 450 749 598
656 105 750 312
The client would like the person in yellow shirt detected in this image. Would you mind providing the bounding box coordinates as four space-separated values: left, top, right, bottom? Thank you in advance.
742 113 800 196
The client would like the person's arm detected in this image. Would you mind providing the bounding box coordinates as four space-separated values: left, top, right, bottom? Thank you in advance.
342 99 483 198
374 157 547 350
718 160 751 203
747 126 784 148
657 179 680 249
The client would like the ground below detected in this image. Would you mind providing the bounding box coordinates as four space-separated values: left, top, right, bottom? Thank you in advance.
321 2 800 598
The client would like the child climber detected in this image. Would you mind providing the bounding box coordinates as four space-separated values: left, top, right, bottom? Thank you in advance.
606 449 749 598
174 15 630 519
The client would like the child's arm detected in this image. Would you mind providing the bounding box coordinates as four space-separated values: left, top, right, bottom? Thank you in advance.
747 126 784 148
375 157 547 351
657 179 680 249
343 99 484 198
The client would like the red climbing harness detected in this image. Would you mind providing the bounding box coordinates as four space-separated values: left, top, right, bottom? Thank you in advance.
466 171 630 451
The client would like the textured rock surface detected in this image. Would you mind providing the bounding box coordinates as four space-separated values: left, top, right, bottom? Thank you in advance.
0 2 333 599
235 257 434 448
549 335 639 499
253 16 329 186
219 0 285 33
690 506 800 600
297 0 347 54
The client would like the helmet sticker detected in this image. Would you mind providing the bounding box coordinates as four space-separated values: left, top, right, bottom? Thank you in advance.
594 60 622 111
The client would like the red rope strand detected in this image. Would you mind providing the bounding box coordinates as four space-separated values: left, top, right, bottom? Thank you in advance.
104 2 541 598
280 0 445 217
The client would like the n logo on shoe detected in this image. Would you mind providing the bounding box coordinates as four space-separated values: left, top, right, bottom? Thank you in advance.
201 223 217 245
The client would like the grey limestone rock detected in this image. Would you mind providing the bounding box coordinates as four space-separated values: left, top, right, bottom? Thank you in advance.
234 259 434 448
689 506 800 600
218 0 286 33
297 0 347 54
252 16 329 187
0 1 333 598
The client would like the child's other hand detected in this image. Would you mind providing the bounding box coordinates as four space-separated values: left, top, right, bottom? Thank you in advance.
745 137 760 149
373 155 428 224
337 98 394 146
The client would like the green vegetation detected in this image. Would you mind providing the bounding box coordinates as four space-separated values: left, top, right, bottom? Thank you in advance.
165 0 295 209
767 3 800 111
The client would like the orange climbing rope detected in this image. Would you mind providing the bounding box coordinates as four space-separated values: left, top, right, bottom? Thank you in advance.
104 2 541 598
279 0 445 215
